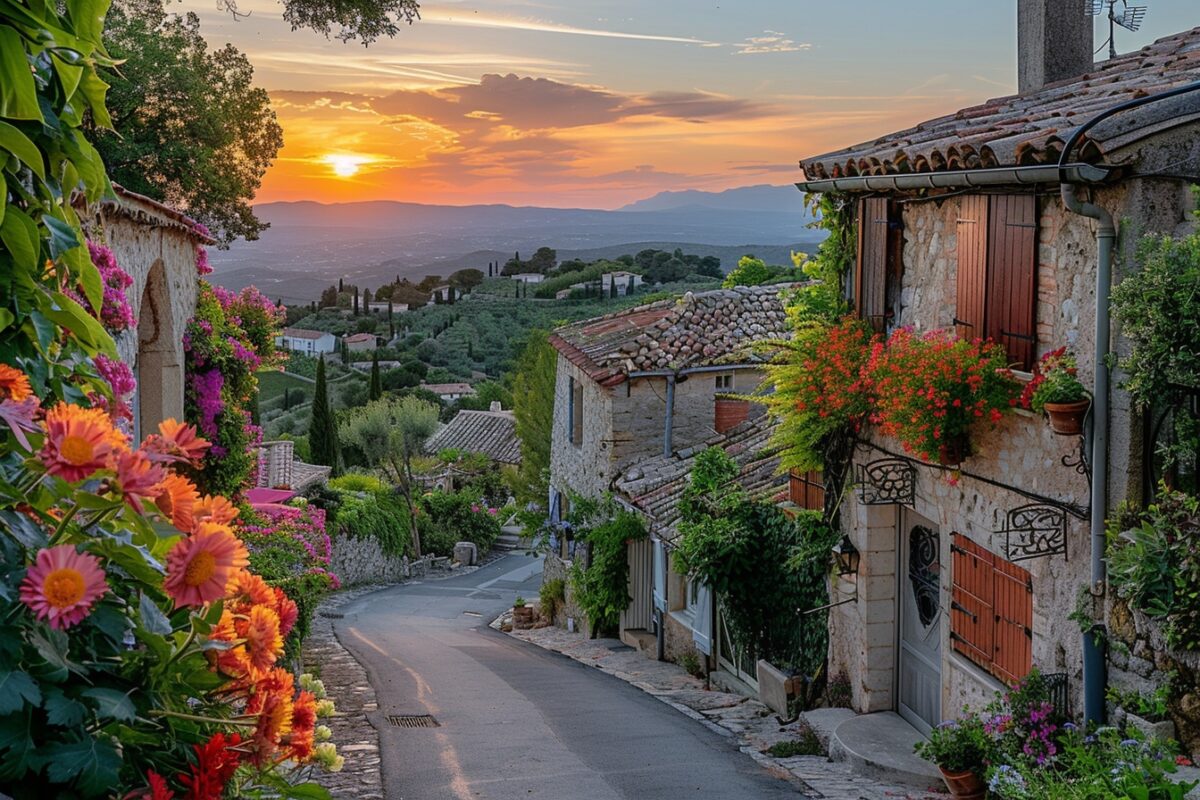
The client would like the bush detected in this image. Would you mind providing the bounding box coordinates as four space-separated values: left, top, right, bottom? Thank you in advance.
566 497 647 635
915 715 993 774
334 489 411 558
539 577 565 619
765 721 824 758
416 490 502 557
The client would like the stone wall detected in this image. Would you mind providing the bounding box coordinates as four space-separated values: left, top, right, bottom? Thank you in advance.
543 553 587 633
330 534 430 587
549 354 614 500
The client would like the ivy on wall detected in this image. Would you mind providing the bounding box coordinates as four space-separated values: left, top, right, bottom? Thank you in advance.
565 495 647 636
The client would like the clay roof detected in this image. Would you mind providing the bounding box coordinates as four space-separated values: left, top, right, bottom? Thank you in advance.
280 328 330 340
426 410 521 465
343 333 376 343
422 382 475 395
614 416 786 544
548 285 794 387
801 26 1200 180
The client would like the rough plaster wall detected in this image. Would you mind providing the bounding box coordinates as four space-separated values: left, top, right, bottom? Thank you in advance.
549 355 614 499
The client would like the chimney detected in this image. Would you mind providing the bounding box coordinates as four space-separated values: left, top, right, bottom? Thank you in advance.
1017 0 1093 93
490 401 502 413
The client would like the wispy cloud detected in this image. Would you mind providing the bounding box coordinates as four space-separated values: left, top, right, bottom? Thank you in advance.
734 31 810 55
419 7 715 45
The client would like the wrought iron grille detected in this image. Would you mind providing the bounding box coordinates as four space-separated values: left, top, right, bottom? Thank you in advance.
855 458 916 506
1000 504 1067 563
1045 672 1069 719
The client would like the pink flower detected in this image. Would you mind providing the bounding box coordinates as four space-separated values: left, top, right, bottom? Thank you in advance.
20 545 108 629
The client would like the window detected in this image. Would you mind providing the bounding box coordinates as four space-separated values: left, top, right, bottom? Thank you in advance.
715 374 733 391
954 194 1038 371
568 377 584 446
950 533 1033 685
855 197 903 333
788 469 825 511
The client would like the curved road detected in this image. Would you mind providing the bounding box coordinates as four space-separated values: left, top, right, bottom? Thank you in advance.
333 554 801 799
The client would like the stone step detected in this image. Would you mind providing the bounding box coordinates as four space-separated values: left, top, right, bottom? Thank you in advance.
493 534 524 551
620 628 656 654
827 711 943 791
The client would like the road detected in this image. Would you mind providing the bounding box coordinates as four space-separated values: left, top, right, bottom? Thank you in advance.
333 553 801 799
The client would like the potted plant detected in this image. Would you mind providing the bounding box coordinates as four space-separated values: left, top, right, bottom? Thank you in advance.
869 328 1019 466
512 595 535 627
1021 348 1090 435
914 715 992 799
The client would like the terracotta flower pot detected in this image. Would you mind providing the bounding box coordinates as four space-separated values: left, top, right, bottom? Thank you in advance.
938 767 986 799
937 436 968 466
1044 399 1090 435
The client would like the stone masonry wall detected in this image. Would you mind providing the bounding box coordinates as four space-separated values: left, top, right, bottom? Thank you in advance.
330 534 429 587
549 354 614 500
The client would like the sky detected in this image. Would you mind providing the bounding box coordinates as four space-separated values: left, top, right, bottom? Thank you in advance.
175 0 1196 209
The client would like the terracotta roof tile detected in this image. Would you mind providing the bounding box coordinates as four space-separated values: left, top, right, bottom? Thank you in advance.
426 410 521 465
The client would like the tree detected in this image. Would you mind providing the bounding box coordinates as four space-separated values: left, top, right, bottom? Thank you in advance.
309 355 340 475
353 288 360 315
449 268 484 290
697 255 723 278
369 353 383 401
218 0 420 44
511 331 557 504
340 397 440 556
98 0 283 245
529 246 557 274
723 255 775 288
502 252 524 276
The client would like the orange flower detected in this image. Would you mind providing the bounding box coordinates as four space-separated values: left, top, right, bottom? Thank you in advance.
240 604 284 678
194 494 239 527
272 587 299 638
207 608 252 680
287 690 318 762
247 668 295 764
19 544 108 630
39 403 123 482
0 363 33 402
163 523 248 608
230 571 275 607
112 449 166 513
144 419 210 464
153 474 200 532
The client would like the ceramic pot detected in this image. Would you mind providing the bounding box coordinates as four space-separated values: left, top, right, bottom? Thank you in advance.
1044 399 1090 435
938 767 986 799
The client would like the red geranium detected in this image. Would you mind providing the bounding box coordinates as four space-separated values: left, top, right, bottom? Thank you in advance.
177 732 243 800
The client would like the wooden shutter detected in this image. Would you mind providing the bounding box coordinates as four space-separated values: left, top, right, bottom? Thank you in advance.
789 469 825 511
986 195 1038 370
992 558 1034 683
954 196 989 341
951 533 995 670
856 197 890 331
571 380 584 445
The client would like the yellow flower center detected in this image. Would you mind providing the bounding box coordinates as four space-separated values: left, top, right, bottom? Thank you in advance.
42 567 86 609
59 435 95 466
184 550 217 587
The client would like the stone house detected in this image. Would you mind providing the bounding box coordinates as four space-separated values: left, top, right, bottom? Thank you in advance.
420 382 476 403
277 328 337 355
342 332 378 353
85 186 206 440
600 271 643 297
545 286 793 642
796 15 1200 735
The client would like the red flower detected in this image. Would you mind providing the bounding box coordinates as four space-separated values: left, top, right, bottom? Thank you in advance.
178 732 242 800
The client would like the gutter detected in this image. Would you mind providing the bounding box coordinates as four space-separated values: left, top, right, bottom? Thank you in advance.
795 163 1112 194
1057 79 1200 726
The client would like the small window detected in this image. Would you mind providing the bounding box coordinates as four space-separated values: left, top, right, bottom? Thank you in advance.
715 374 733 392
951 533 1033 685
570 378 584 446
788 469 824 511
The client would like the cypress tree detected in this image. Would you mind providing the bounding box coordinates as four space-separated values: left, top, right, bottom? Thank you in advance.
338 277 344 292
309 355 340 474
387 298 394 320
369 353 383 400
352 289 360 315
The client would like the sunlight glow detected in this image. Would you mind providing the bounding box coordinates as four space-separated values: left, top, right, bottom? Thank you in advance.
323 154 369 178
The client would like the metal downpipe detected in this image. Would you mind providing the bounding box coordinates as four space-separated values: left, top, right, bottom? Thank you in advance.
663 375 676 457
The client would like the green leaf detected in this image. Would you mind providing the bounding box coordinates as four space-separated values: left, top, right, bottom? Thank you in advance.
0 510 48 549
75 64 111 130
43 213 80 260
0 671 41 715
65 0 110 48
80 687 135 722
27 627 82 682
87 603 129 645
42 687 86 727
138 590 172 636
44 291 115 354
0 120 44 180
39 736 122 794
0 711 36 781
0 205 39 272
0 26 41 121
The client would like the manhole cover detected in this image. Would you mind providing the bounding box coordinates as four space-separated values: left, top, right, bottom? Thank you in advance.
319 612 345 619
387 714 440 728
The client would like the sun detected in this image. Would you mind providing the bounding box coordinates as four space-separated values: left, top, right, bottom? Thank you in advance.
323 154 368 178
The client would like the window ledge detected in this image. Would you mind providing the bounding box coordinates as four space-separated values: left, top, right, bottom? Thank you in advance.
948 651 1010 695
669 608 695 630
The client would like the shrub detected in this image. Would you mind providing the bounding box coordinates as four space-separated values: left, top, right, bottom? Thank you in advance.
1020 348 1088 413
539 577 565 619
677 651 703 678
565 497 647 635
416 490 502 557
334 489 411 558
765 720 824 758
914 715 994 774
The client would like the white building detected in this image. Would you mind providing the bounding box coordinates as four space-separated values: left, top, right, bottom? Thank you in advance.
276 328 337 355
511 273 545 284
367 300 408 314
420 382 476 402
601 271 643 296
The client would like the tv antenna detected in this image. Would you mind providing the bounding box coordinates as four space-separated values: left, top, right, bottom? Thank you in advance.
1088 0 1147 59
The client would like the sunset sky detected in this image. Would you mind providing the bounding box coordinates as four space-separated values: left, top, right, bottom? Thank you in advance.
177 0 1195 208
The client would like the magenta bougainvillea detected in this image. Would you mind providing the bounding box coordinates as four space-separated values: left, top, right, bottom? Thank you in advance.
194 222 213 276
88 241 137 331
91 353 137 423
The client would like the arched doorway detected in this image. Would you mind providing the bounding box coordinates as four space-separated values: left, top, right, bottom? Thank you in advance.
135 260 184 440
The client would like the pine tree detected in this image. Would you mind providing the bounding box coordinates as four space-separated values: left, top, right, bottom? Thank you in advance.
369 353 383 401
309 355 340 475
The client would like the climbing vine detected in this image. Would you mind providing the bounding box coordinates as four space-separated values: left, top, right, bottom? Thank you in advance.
566 495 647 635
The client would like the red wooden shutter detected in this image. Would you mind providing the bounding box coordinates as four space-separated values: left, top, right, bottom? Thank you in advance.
986 195 1038 370
951 533 994 670
992 557 1034 683
788 469 825 511
856 197 890 331
954 196 988 341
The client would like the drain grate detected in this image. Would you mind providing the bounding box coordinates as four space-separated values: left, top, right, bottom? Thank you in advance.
387 714 440 728
319 612 344 619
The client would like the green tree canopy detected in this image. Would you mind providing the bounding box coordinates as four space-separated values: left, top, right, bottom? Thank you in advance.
309 355 340 473
722 255 775 288
511 331 557 504
220 0 420 44
98 0 283 245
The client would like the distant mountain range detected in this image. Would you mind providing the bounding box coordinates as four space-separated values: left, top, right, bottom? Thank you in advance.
208 185 820 303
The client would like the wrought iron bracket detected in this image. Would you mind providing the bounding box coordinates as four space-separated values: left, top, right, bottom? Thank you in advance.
999 503 1067 563
854 458 916 506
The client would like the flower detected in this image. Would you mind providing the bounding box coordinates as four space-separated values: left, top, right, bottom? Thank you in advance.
39 403 123 482
0 395 41 450
19 545 108 630
240 604 284 678
0 363 33 401
163 523 249 607
272 587 299 638
113 449 167 513
92 354 136 421
315 724 332 742
177 732 241 800
145 419 211 465
144 770 175 800
287 690 319 761
313 741 344 772
154 474 200 532
194 494 239 526
247 667 295 762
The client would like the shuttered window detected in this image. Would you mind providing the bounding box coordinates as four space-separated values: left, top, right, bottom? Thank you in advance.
569 377 584 446
788 469 825 511
954 194 1038 371
950 533 1033 685
855 197 900 332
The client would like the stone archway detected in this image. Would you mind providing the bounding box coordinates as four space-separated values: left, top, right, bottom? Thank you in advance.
135 259 184 439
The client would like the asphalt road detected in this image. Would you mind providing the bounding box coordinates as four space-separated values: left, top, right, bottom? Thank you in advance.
333 553 801 800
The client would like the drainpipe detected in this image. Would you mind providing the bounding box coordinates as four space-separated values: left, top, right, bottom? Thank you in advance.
663 374 676 457
1057 79 1200 725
